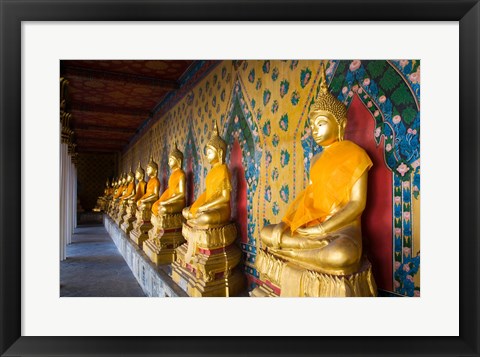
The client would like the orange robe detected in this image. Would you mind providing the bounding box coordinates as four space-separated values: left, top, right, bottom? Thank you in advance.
282 140 372 233
113 185 125 199
138 177 160 202
120 182 134 201
133 181 147 202
190 164 231 215
151 169 185 216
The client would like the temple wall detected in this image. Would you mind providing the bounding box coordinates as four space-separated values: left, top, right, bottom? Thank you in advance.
77 153 115 211
119 60 421 297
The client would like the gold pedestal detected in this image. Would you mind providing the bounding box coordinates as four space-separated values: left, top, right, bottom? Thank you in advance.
115 202 127 226
129 205 153 248
251 250 377 297
120 203 137 235
143 213 185 266
171 222 245 297
109 200 119 218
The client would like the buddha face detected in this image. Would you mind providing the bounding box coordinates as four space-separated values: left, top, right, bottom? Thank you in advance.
168 156 180 170
206 145 220 164
135 170 144 181
310 111 340 147
146 165 157 178
127 174 134 182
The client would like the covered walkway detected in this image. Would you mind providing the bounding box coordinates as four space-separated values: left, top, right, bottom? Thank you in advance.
60 224 145 297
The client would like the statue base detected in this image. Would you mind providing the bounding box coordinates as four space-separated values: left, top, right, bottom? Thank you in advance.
129 205 154 248
143 213 185 266
171 222 245 297
109 204 119 219
120 215 136 235
120 204 137 235
114 205 127 226
130 223 152 248
251 250 377 297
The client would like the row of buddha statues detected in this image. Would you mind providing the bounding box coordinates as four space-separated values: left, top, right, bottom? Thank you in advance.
97 66 378 297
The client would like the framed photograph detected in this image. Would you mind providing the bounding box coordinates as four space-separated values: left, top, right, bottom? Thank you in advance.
1 1 479 356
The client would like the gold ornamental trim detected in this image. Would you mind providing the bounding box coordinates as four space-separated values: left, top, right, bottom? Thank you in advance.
182 222 237 250
255 250 377 297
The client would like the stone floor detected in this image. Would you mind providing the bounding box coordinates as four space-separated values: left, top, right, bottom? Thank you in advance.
60 223 146 297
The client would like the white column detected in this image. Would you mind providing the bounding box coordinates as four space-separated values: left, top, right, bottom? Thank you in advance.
66 159 71 245
73 164 77 228
60 142 67 261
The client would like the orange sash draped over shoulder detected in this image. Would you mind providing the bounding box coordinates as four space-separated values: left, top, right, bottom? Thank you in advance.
133 181 147 202
152 169 185 215
282 140 372 233
114 185 125 199
190 164 231 215
139 177 160 201
120 182 134 201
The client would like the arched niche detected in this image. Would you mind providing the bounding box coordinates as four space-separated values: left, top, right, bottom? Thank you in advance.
183 124 201 207
223 79 262 289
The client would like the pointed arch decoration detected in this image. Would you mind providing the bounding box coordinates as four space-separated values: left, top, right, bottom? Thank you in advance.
159 140 169 192
183 120 201 206
222 76 262 288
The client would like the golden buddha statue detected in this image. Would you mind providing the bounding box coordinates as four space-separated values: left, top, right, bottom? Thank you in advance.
130 156 160 248
121 162 147 234
109 176 125 218
106 178 118 214
172 121 244 297
181 123 231 228
115 169 135 226
252 64 377 297
144 142 187 265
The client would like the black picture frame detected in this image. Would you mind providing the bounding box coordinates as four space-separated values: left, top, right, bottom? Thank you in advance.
1 1 479 356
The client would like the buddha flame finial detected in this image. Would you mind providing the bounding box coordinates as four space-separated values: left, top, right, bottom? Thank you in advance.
207 120 227 155
147 154 158 171
170 140 184 163
136 161 145 176
128 166 134 178
311 62 348 126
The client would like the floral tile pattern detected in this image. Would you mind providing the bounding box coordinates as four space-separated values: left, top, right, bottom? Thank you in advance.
120 60 421 296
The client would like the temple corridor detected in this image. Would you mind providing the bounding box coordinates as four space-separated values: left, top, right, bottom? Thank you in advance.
58 60 422 297
60 224 145 297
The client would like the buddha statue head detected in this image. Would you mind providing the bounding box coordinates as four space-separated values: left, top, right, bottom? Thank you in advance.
205 120 227 165
135 162 145 181
146 155 158 178
126 168 135 183
309 64 348 147
168 141 184 169
121 174 127 186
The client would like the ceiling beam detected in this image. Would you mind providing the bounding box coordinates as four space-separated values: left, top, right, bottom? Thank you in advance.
76 147 121 153
76 138 129 146
71 103 151 117
73 125 137 134
62 66 180 90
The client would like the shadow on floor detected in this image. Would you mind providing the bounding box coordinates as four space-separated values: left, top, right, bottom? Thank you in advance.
60 223 145 297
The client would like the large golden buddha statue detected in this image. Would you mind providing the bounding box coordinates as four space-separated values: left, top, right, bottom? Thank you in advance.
130 156 160 248
115 169 135 226
121 162 147 235
252 65 377 297
172 122 244 297
144 142 187 265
